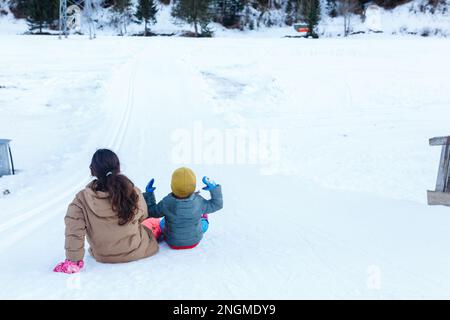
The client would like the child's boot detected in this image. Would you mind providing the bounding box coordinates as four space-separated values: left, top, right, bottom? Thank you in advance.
201 214 209 233
142 218 162 240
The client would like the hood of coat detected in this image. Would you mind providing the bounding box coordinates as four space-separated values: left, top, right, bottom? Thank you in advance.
80 182 117 219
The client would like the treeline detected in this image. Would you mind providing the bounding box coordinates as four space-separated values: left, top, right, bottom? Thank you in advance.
6 0 421 36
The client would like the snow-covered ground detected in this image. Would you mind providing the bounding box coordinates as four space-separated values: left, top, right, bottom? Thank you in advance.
1 34 450 299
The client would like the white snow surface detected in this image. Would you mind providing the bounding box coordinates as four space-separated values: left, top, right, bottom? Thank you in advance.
1 35 450 299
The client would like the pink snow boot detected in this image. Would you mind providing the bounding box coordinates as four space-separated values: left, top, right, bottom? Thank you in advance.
53 259 84 274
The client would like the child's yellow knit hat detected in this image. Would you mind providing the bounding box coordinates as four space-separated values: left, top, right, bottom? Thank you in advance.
171 167 196 198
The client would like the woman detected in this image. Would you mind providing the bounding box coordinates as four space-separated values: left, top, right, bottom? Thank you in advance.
54 149 158 274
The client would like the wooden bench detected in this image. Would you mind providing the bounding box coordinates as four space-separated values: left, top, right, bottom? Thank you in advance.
428 136 450 206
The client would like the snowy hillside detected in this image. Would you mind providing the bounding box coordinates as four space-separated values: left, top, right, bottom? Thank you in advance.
1 34 450 299
0 0 26 34
321 0 450 37
1 0 450 37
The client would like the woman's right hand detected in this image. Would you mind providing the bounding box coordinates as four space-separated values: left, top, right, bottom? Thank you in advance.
53 259 84 274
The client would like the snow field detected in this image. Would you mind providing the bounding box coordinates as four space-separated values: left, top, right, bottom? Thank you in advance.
0 35 450 298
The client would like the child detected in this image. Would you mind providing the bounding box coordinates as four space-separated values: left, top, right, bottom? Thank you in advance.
142 167 223 250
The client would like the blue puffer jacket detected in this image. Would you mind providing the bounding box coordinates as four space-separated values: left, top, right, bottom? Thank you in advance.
143 186 223 247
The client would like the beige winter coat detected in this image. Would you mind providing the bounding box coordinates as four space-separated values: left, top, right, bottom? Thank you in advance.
64 183 159 263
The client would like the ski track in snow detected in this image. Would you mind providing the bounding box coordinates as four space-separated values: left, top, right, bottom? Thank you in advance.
0 36 450 299
0 46 140 252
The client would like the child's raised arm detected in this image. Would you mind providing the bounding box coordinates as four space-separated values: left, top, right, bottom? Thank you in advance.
143 192 166 218
143 179 165 218
201 177 223 214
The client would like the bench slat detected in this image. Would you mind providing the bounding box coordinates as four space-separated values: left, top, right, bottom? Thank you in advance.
428 190 450 206
429 136 450 146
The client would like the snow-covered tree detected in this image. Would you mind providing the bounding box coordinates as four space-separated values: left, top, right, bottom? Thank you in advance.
135 0 158 36
172 0 214 36
113 0 133 35
285 0 297 25
325 0 338 17
336 0 358 36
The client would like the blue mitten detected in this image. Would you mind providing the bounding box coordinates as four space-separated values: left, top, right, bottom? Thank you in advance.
145 179 156 193
202 176 218 191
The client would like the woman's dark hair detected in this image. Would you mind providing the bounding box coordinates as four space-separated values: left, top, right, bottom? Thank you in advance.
89 149 139 225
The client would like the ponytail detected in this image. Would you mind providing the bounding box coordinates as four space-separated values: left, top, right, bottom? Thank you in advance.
105 174 139 225
90 149 139 225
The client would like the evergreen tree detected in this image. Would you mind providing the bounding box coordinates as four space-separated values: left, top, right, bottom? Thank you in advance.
135 0 158 36
172 0 214 37
304 0 320 37
9 0 29 19
102 0 116 8
26 0 58 34
284 0 320 36
213 0 244 28
113 0 133 35
241 2 256 30
285 0 298 25
326 0 337 17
